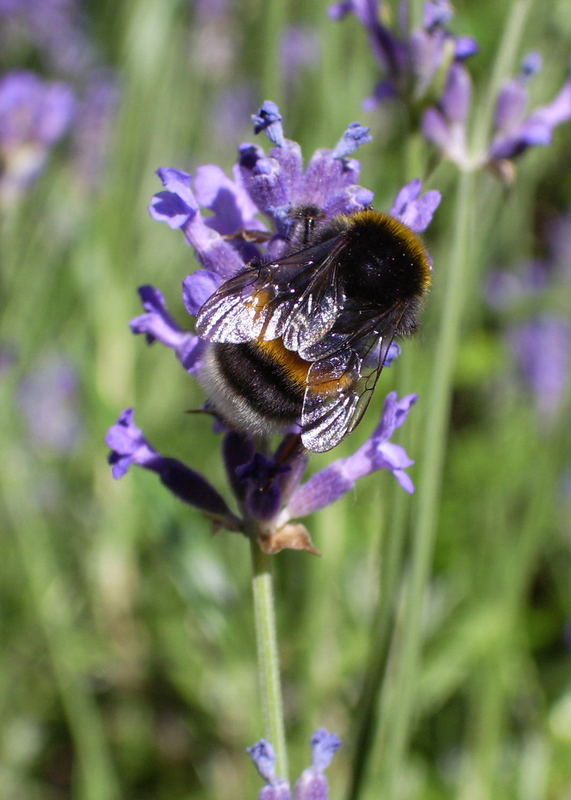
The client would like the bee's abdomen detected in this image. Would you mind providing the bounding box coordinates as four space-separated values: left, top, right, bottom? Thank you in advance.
200 340 307 435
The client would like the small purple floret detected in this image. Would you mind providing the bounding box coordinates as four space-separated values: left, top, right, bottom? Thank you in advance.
252 100 285 147
130 285 204 373
149 168 197 229
294 728 342 800
0 70 75 199
285 392 418 519
237 453 291 520
332 122 372 159
106 409 237 521
310 729 342 771
390 179 441 233
106 408 156 479
247 739 292 799
182 270 224 316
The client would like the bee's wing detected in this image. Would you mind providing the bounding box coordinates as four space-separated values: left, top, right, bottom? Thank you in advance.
195 235 345 345
195 264 267 342
301 328 396 453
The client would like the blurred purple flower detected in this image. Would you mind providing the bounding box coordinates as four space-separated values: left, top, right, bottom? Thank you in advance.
490 57 571 164
109 102 438 553
72 71 119 192
295 728 342 800
247 729 341 800
0 0 95 77
422 52 571 176
508 316 571 423
330 0 477 111
18 353 83 452
486 209 571 310
281 25 321 91
189 0 238 77
0 70 75 203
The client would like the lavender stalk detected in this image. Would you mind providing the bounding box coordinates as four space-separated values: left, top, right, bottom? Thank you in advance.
250 539 289 781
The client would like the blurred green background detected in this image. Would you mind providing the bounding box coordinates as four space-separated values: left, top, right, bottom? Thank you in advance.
1 0 570 798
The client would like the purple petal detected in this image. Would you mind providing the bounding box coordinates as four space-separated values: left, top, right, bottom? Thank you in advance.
311 729 342 771
182 214 247 278
269 139 304 204
149 169 245 277
294 729 341 800
193 163 264 235
531 77 571 129
490 75 571 162
0 70 76 148
332 121 372 159
520 51 543 78
238 145 292 221
423 0 453 29
149 168 198 229
322 185 375 217
130 285 184 346
390 179 441 232
130 285 204 373
223 431 256 500
286 463 355 518
247 739 276 782
18 353 82 452
252 100 285 147
182 270 224 316
328 1 356 21
489 119 552 160
301 148 361 208
441 63 472 123
371 391 418 441
454 36 479 60
286 393 418 517
409 28 444 94
106 409 236 519
509 315 571 421
494 79 528 133
106 408 158 479
422 107 453 151
363 78 397 111
236 453 290 520
294 771 328 800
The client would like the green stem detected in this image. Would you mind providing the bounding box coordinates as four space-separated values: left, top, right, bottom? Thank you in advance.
471 0 534 159
375 167 476 794
250 540 289 781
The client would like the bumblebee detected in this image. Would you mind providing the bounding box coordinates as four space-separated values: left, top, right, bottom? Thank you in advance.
196 208 432 453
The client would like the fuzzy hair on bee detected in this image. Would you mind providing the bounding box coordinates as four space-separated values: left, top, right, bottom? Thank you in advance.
196 207 432 453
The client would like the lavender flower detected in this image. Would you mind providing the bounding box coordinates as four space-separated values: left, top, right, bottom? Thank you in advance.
247 729 341 800
330 0 477 112
486 213 571 423
422 52 571 177
509 316 571 423
106 409 240 528
247 739 291 800
0 70 75 205
0 0 95 77
18 352 83 451
108 102 439 553
281 25 321 93
72 71 119 193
